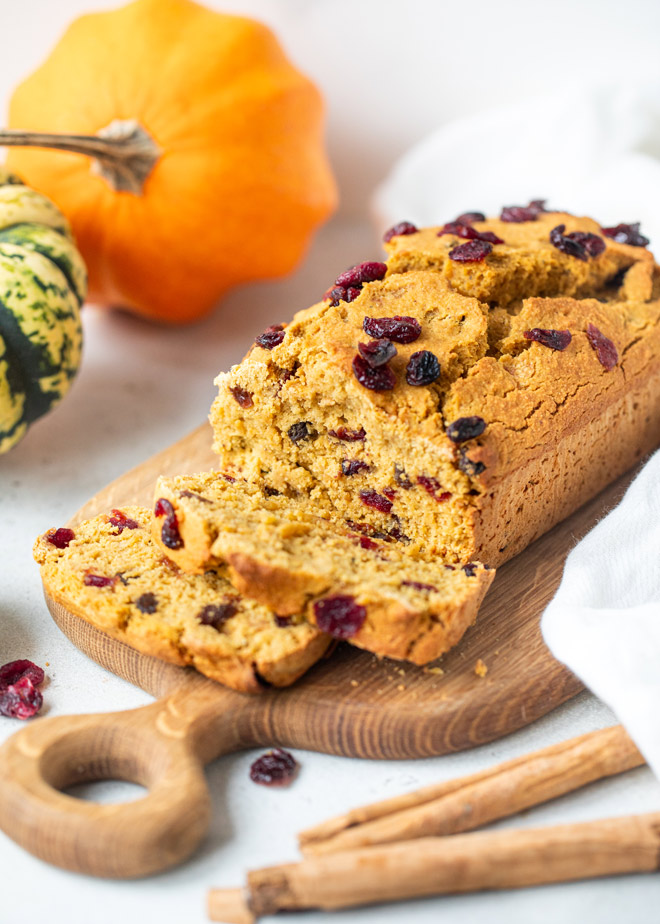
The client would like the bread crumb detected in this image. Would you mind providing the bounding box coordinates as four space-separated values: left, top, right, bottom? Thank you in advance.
397 684 405 692
350 679 359 687
474 658 488 678
423 666 444 676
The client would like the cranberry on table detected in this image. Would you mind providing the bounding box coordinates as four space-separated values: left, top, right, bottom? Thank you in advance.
362 316 421 343
446 416 487 443
586 323 618 370
448 240 492 263
383 221 418 243
249 748 298 786
352 354 396 391
0 660 46 720
406 350 440 386
523 328 572 351
313 595 367 639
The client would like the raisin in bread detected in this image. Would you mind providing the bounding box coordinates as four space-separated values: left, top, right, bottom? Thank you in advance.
209 207 660 567
33 507 331 693
150 472 494 665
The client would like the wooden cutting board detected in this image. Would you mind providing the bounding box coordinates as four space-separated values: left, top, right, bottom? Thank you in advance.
0 422 635 880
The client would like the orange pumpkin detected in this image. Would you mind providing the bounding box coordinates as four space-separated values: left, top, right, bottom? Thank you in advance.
6 0 336 324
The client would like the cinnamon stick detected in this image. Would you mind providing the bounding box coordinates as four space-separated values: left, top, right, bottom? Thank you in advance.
299 724 643 855
209 812 660 921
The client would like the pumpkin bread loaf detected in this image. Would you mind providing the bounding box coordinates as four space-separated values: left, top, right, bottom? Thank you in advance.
150 472 494 665
34 507 331 693
210 207 660 568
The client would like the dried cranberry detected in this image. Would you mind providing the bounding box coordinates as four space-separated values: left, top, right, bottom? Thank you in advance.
401 580 437 592
352 354 396 391
222 474 236 483
417 475 451 502
336 261 387 288
388 522 411 542
446 416 486 443
179 490 211 504
135 593 158 614
275 615 291 628
549 224 588 261
353 535 380 550
383 221 418 243
455 211 486 224
394 463 413 489
107 509 139 533
438 222 503 245
523 328 572 351
264 485 280 497
382 487 396 500
359 489 393 513
325 285 348 306
586 323 618 370
500 200 547 222
161 515 183 550
313 595 367 638
601 222 649 247
345 520 389 541
230 386 253 409
565 231 605 257
328 426 366 442
0 660 44 687
458 448 486 477
463 563 478 577
341 459 370 476
84 573 116 588
363 316 421 343
197 602 238 631
46 527 75 549
288 421 316 443
449 240 492 262
154 498 174 518
255 325 285 350
249 748 298 786
358 338 397 367
0 676 43 719
406 350 441 386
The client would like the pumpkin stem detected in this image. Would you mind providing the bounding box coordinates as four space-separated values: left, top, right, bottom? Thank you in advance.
0 120 160 194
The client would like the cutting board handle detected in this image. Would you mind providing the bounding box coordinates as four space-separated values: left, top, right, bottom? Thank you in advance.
0 685 257 878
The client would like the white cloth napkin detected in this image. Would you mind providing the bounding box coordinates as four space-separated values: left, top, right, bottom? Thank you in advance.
373 83 660 777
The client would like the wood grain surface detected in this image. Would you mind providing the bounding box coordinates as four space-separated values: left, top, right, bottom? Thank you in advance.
0 421 639 878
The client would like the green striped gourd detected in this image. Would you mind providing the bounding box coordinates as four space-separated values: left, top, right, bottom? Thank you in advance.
0 167 86 453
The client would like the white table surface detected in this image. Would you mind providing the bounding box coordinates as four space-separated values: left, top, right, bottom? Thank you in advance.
3 2 660 922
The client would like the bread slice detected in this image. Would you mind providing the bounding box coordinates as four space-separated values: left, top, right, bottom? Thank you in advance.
150 473 494 665
34 507 331 693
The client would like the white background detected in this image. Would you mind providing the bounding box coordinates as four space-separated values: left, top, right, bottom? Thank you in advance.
2 1 660 922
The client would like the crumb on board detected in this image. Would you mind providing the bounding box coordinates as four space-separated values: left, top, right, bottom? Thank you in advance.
350 679 359 687
397 684 405 692
474 658 488 678
423 666 444 676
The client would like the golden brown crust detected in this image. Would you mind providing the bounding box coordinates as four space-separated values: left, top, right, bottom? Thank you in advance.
209 210 660 569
